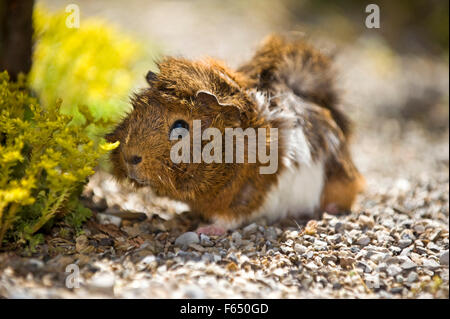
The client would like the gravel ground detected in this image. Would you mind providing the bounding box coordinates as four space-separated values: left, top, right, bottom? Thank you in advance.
0 162 448 299
0 0 448 299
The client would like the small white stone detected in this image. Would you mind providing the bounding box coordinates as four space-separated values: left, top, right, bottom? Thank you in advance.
387 265 402 277
305 261 319 270
175 232 200 248
400 257 417 270
231 231 242 246
96 213 121 227
200 234 214 247
357 236 371 246
294 243 307 254
407 272 418 283
89 272 115 290
243 223 258 236
439 250 449 266
423 259 440 269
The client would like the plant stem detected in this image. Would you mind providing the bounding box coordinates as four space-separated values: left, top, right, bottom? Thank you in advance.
0 202 19 246
30 189 68 234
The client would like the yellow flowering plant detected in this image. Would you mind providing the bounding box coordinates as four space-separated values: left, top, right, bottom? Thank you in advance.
29 6 158 142
0 72 118 247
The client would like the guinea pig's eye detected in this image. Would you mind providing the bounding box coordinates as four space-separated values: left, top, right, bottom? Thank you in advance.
169 120 189 139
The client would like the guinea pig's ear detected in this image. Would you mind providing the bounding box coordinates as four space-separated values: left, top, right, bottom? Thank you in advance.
145 71 157 85
196 90 241 122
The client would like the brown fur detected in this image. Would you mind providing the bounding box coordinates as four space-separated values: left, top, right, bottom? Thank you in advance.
106 34 364 227
238 34 352 137
321 175 366 212
107 57 284 223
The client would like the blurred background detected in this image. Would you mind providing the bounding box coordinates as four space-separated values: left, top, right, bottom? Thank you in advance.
1 0 448 210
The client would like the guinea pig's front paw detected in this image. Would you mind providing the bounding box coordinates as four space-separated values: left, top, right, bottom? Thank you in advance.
323 203 351 215
196 224 227 236
324 203 340 215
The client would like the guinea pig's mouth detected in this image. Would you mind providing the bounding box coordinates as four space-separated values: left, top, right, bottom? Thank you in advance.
126 170 150 186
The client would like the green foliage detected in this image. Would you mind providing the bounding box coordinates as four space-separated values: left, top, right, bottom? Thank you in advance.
63 200 93 234
29 6 159 142
0 71 119 246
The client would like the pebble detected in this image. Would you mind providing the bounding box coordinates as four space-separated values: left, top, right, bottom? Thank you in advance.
322 255 338 264
400 257 417 270
389 246 402 254
385 256 400 265
406 272 418 283
365 274 380 289
140 255 156 265
381 219 395 229
400 220 413 229
242 223 258 237
395 275 404 283
340 257 355 269
430 230 441 241
422 268 434 277
413 224 425 234
294 243 307 254
305 262 319 270
398 239 412 248
387 265 402 277
313 240 328 250
200 234 214 247
27 259 44 270
334 222 345 233
357 261 372 273
427 242 440 252
175 232 200 248
350 246 360 253
231 231 242 246
75 235 92 253
332 282 342 290
328 234 342 243
369 253 384 263
400 246 413 256
264 227 278 241
89 272 115 291
376 231 392 244
98 237 115 247
439 250 449 266
416 246 428 255
96 213 122 227
390 287 403 294
227 253 238 264
201 253 214 263
423 259 440 269
189 243 206 252
358 215 375 228
357 236 371 246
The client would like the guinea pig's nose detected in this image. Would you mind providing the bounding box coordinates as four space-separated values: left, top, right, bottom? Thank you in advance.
127 155 142 165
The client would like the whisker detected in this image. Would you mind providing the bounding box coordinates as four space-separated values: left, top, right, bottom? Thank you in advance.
161 160 194 178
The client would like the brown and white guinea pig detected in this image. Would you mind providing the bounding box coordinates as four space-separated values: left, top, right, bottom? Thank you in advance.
106 34 365 236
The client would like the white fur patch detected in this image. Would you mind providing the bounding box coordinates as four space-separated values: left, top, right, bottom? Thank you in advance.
212 126 325 231
255 126 325 223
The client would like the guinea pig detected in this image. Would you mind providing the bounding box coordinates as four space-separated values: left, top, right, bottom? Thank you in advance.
106 34 365 236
